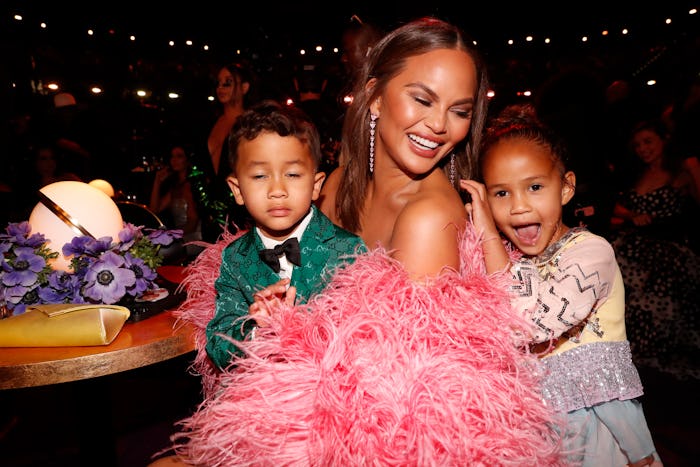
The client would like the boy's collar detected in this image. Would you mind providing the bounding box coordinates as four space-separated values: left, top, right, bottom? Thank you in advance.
256 207 314 249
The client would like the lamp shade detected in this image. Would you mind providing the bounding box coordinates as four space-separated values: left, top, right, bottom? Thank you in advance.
28 181 124 271
88 179 115 198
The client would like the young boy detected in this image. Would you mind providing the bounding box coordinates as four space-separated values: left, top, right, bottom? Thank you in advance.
205 100 366 370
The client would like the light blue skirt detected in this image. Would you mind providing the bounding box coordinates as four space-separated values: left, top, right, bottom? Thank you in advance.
559 398 661 466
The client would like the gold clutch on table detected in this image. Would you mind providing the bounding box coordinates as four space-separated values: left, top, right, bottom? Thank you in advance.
0 304 130 347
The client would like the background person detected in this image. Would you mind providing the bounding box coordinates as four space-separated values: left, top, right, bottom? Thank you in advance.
149 143 202 259
608 119 699 379
194 61 257 241
34 92 93 180
15 142 82 219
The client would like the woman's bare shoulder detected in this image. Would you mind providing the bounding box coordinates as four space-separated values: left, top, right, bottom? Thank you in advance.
390 185 467 278
401 184 467 228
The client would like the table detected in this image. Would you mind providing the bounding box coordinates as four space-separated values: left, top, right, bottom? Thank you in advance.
0 308 198 465
0 309 196 390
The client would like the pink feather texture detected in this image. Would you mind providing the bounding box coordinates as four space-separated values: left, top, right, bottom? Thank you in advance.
172 228 245 396
171 224 566 466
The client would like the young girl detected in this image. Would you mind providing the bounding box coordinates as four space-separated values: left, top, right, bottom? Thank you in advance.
461 104 663 467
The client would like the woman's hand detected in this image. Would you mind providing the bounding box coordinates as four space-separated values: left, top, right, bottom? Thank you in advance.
630 212 653 226
154 167 171 185
613 203 653 227
249 278 296 327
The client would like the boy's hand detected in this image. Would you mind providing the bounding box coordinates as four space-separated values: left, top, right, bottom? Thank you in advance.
250 279 296 327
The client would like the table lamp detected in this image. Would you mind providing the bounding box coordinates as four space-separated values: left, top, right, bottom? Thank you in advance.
28 181 124 271
88 179 115 198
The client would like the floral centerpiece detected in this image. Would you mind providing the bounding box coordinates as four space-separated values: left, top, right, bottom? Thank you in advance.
0 221 182 316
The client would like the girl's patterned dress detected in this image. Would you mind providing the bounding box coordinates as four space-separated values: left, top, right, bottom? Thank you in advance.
509 227 661 466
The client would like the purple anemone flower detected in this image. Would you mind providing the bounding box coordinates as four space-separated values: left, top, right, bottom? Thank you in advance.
123 253 157 296
3 221 30 241
21 232 48 249
62 235 93 257
5 284 40 315
118 223 141 251
2 222 46 248
4 284 29 306
38 270 75 303
5 221 31 236
148 228 182 246
1 220 180 307
83 236 114 256
0 243 11 270
2 246 46 287
82 251 136 303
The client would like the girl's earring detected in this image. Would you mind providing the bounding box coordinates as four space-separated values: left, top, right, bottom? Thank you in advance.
369 114 377 174
449 153 456 185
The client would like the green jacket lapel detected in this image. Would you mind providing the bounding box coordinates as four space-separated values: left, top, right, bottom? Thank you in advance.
292 206 335 300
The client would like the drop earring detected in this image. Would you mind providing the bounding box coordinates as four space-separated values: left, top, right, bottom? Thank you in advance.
369 113 377 174
449 153 456 185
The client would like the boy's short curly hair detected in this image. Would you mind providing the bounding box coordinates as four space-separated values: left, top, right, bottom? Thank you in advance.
228 100 322 172
229 99 321 172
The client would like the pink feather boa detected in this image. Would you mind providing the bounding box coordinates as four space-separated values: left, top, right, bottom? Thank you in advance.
171 224 566 466
172 228 245 396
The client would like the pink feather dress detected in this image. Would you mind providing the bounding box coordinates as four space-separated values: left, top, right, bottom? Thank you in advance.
169 224 567 466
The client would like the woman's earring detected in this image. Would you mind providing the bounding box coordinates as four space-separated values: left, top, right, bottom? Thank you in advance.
449 153 456 185
369 114 377 174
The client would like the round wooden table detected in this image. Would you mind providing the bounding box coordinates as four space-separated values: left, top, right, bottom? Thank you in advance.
0 309 195 389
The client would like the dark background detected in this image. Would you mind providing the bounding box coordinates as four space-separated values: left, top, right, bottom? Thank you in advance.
1 2 699 204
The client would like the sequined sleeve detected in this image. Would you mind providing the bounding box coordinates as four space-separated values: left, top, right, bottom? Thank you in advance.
509 234 618 343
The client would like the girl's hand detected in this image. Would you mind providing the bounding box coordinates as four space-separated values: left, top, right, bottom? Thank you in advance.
459 179 499 239
460 179 511 274
249 279 296 327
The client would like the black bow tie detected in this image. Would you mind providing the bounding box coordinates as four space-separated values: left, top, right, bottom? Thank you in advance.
259 237 301 273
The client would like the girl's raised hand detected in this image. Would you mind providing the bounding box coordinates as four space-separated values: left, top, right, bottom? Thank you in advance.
460 179 499 239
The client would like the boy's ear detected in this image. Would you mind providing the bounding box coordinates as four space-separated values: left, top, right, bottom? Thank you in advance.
561 171 576 205
311 171 326 201
227 175 246 205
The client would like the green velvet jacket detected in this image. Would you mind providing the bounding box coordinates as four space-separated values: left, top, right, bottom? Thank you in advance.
205 205 366 369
